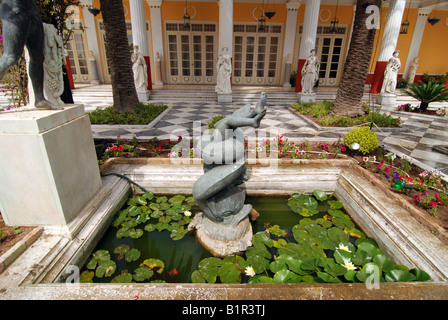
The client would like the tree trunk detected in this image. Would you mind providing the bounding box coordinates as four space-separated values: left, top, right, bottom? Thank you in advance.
99 0 138 113
331 0 381 116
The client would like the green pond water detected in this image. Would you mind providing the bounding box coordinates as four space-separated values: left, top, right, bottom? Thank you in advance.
85 196 316 283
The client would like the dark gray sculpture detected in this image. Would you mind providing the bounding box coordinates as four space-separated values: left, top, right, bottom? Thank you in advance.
0 0 60 109
189 92 267 256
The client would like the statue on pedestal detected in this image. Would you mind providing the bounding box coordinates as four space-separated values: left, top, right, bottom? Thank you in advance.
381 50 401 94
0 0 61 110
131 45 148 92
301 49 320 94
189 92 268 257
215 47 232 94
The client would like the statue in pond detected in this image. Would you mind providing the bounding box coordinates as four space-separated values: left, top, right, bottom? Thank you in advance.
189 92 267 257
0 0 61 110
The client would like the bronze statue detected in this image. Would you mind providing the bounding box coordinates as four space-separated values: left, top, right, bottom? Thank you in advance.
0 0 60 109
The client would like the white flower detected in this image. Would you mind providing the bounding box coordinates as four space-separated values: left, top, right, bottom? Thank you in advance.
341 258 357 271
245 266 256 277
337 243 351 253
184 211 192 217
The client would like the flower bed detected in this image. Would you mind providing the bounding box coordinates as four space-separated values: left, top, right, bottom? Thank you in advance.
397 103 447 117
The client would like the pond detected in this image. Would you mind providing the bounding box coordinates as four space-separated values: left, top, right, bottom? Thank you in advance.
80 191 431 284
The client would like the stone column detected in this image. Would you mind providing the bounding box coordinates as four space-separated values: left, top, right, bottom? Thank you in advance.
147 0 165 85
217 0 233 103
403 8 432 81
282 1 301 88
130 0 152 95
295 0 320 94
370 0 406 94
81 0 103 83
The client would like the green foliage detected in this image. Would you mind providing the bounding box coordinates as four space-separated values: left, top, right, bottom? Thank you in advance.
292 101 400 128
207 115 225 129
113 192 196 241
88 103 168 125
343 127 380 155
404 81 448 107
191 190 430 284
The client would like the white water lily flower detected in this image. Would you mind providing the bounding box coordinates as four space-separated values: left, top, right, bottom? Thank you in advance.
341 258 357 271
337 243 351 253
184 211 192 217
245 266 256 277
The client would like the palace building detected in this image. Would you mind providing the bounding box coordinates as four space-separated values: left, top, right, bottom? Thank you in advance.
66 0 448 92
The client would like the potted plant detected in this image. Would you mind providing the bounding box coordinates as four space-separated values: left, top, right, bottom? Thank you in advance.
290 70 297 87
403 81 448 112
396 77 408 89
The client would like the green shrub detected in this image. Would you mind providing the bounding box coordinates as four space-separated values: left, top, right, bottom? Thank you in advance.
88 103 167 125
343 127 379 155
208 115 225 129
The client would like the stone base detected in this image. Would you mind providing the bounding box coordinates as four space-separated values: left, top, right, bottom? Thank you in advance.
137 90 150 102
375 93 396 107
217 92 232 103
0 104 102 229
188 211 253 257
297 92 316 103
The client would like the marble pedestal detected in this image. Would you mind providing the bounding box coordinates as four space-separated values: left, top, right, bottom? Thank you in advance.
137 90 150 102
217 92 232 103
0 105 102 232
297 92 316 103
375 93 397 107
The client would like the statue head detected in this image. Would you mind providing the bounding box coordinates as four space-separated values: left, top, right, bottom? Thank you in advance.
393 50 400 57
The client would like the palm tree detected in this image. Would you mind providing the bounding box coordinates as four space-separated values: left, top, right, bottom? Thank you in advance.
330 0 381 116
404 81 448 112
99 0 138 113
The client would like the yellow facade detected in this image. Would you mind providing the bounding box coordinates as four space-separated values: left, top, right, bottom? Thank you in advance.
70 1 447 87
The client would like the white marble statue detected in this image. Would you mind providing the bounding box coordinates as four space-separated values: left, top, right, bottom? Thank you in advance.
301 49 320 94
381 50 401 94
131 45 148 92
215 47 232 94
407 56 419 85
43 23 65 107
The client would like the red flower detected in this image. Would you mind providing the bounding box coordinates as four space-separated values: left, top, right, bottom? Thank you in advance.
428 201 437 208
118 145 124 151
111 145 117 151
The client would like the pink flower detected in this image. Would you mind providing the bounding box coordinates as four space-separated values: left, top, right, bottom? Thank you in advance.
341 146 346 152
428 201 437 208
413 194 420 201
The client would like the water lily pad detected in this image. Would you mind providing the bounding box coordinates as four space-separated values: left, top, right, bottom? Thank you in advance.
142 191 155 200
373 254 394 272
218 263 241 283
273 269 301 283
170 227 188 240
128 228 143 239
95 260 116 278
385 269 416 282
114 244 131 260
317 271 341 283
133 267 154 282
111 272 133 283
191 270 206 283
313 189 327 201
156 196 168 203
141 258 165 274
86 250 111 269
125 248 141 262
79 270 94 283
267 225 287 237
410 269 431 281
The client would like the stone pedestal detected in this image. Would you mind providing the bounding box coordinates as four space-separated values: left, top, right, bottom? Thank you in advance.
0 105 102 232
153 58 163 88
217 92 232 103
297 92 316 103
375 93 397 107
188 211 253 258
137 90 150 102
283 62 292 88
89 58 101 84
